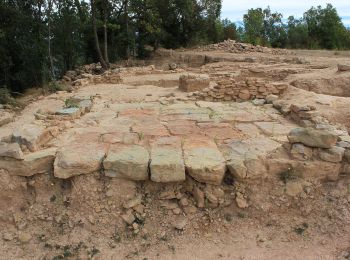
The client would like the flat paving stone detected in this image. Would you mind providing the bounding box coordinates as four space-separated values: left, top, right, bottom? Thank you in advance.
56 107 82 119
54 143 107 179
183 136 226 185
161 103 210 121
197 122 243 141
132 122 169 138
235 123 261 138
150 137 185 182
254 121 294 136
104 144 149 181
166 120 202 136
0 148 56 176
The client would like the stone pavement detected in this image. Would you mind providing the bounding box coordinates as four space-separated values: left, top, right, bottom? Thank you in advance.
0 91 301 184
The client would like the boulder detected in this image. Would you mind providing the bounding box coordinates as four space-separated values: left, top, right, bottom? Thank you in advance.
103 144 149 181
0 142 24 160
288 128 338 148
150 137 185 182
318 146 345 163
54 143 106 179
0 148 56 176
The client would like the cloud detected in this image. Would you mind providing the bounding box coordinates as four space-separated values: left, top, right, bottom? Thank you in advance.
221 0 350 26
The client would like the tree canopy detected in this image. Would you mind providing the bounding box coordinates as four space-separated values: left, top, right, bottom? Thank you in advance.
0 1 349 94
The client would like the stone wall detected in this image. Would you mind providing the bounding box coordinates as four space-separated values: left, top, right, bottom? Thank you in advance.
188 75 288 102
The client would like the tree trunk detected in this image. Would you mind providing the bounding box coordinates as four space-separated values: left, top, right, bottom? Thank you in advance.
91 0 108 70
103 0 109 64
47 0 55 79
124 0 129 59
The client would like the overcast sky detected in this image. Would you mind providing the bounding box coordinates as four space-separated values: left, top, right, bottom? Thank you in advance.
221 0 350 26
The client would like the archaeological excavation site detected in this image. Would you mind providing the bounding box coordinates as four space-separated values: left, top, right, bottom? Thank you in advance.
1 41 350 259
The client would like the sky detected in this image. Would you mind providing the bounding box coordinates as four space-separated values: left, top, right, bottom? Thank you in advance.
221 0 350 27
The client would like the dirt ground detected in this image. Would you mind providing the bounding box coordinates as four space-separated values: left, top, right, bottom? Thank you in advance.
1 45 350 260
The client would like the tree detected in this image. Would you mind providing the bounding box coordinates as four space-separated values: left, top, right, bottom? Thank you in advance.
243 8 265 45
304 4 348 49
91 0 108 69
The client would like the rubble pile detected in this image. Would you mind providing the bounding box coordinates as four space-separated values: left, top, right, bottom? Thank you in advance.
194 40 288 55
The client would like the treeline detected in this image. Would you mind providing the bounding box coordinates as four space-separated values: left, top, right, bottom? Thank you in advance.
0 1 349 94
239 4 350 50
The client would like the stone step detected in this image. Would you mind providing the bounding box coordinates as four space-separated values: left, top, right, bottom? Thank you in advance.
103 144 150 181
150 137 185 183
54 143 107 179
182 136 226 185
0 148 56 176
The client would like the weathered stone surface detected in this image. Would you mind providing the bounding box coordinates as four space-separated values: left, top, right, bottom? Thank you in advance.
290 143 313 161
132 122 169 138
255 121 293 136
166 120 202 136
100 131 139 145
338 64 350 72
288 128 338 148
344 150 350 163
197 122 243 141
79 99 93 112
104 144 149 181
252 99 266 106
12 124 53 152
341 163 350 174
301 160 341 181
265 94 279 104
179 74 210 92
235 123 261 138
267 157 341 181
161 103 210 121
0 142 24 160
56 107 82 119
183 136 226 185
221 137 280 179
0 110 14 127
54 143 106 179
318 146 345 163
226 159 247 179
235 192 248 208
150 137 185 182
0 148 56 176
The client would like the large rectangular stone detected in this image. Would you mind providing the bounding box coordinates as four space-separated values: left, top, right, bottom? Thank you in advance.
150 137 185 182
0 148 56 176
183 136 226 185
54 143 106 179
103 144 149 181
